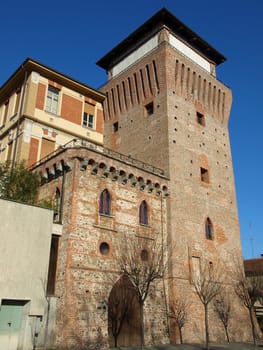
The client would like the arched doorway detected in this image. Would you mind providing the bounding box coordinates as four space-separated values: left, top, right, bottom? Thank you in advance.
108 275 140 347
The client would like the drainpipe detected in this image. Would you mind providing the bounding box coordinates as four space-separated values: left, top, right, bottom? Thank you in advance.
12 68 28 169
59 162 66 224
43 296 51 350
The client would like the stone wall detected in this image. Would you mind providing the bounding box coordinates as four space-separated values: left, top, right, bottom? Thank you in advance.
36 146 170 348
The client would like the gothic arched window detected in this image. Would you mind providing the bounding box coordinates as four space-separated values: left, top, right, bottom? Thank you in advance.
53 187 61 222
139 200 148 225
99 189 111 215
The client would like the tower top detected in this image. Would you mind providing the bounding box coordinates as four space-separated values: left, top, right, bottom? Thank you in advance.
97 7 226 71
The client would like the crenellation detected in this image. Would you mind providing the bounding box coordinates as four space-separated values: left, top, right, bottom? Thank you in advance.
170 51 231 122
102 58 162 122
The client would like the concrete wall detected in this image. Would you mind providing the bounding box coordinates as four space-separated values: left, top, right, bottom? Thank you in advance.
0 199 53 314
0 199 53 349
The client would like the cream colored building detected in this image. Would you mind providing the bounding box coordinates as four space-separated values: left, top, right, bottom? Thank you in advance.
0 58 105 166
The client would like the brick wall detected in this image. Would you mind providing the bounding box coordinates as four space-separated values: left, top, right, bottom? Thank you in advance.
100 37 251 344
36 147 169 348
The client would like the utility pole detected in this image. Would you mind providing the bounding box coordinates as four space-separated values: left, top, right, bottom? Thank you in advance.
249 221 254 258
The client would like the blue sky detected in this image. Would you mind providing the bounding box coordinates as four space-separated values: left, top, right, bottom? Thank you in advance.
1 0 262 259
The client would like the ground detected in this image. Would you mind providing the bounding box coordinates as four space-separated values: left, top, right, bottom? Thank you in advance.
112 343 263 350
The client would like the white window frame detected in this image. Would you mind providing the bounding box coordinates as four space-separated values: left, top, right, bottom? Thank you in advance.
83 112 95 129
46 86 60 115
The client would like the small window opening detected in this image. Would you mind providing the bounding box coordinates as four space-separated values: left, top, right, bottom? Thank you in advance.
145 102 154 117
113 122 119 132
197 112 205 126
141 249 149 262
200 167 209 183
100 242 110 255
208 261 214 276
205 218 214 240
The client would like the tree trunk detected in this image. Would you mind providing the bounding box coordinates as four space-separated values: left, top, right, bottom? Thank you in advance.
224 325 230 343
140 301 145 349
178 326 183 344
249 307 258 349
204 303 210 350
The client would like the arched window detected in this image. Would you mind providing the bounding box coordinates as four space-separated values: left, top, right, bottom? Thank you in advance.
205 217 213 240
100 242 110 255
99 189 111 215
53 187 61 222
139 200 148 225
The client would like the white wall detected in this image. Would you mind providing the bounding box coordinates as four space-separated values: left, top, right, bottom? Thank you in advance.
111 31 212 78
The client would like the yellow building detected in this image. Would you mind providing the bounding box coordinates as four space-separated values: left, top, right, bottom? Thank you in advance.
0 58 105 166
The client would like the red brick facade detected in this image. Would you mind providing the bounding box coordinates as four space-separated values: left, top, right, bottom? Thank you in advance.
31 8 251 349
98 9 250 346
36 144 169 348
61 94 82 125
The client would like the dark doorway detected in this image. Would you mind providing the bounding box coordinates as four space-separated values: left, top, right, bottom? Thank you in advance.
108 275 140 347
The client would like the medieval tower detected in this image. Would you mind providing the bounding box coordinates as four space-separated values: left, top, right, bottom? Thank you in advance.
97 8 247 343
0 8 250 350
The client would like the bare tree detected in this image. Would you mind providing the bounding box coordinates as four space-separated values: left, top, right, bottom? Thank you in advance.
169 296 191 344
193 261 223 350
119 237 164 349
234 261 263 349
213 293 231 342
108 275 135 347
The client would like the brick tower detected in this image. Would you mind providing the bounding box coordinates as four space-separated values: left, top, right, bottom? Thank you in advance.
97 8 249 342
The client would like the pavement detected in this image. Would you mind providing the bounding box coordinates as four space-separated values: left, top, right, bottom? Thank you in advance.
112 343 263 350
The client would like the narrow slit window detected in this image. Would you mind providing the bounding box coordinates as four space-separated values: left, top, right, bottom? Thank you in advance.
200 167 209 183
145 102 154 117
53 187 61 223
197 112 205 126
205 218 214 240
113 122 119 132
139 200 148 225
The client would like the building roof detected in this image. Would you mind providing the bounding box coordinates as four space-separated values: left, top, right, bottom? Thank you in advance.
244 257 263 276
0 58 105 104
96 7 226 71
